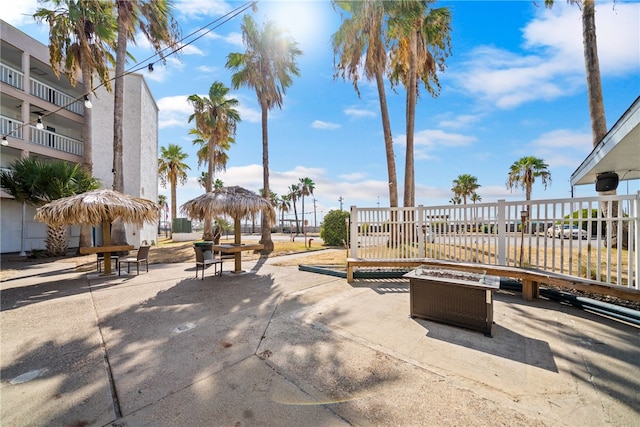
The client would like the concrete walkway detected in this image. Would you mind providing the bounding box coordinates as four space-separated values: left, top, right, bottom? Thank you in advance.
1 253 639 426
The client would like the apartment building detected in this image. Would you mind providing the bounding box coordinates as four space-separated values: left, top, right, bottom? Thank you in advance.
1 20 159 254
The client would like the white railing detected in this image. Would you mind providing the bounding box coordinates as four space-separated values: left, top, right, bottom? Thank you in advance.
30 126 83 156
349 194 639 289
0 115 23 139
0 62 24 90
29 78 84 115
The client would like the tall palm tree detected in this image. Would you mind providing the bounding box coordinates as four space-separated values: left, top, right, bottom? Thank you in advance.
0 158 99 256
299 177 315 235
545 1 623 248
277 194 291 233
188 82 240 240
387 1 452 207
545 1 606 148
34 0 117 250
158 144 190 237
451 174 480 205
157 194 168 234
111 0 180 244
332 0 399 208
226 15 302 252
506 156 552 201
288 184 301 234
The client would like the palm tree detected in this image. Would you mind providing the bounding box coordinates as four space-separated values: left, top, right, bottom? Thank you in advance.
34 0 117 251
157 194 168 233
277 194 291 233
449 196 461 205
451 174 480 205
226 15 302 252
545 1 623 248
188 81 240 240
0 158 99 256
387 1 452 207
332 0 399 209
299 177 315 235
288 184 301 234
506 156 551 201
158 144 190 238
545 1 606 148
111 0 180 244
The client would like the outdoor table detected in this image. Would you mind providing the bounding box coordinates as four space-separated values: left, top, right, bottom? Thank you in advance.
211 243 264 273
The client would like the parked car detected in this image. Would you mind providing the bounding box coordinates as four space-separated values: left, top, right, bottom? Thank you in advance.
546 224 587 239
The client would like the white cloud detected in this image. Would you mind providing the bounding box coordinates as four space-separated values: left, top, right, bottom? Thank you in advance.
311 120 341 130
157 95 193 129
339 172 367 181
411 129 477 149
196 65 219 73
343 106 376 119
174 0 231 19
451 2 639 109
438 114 484 129
529 129 593 169
2 0 38 26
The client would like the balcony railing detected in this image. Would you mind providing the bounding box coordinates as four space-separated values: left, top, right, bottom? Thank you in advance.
0 114 23 139
0 62 24 90
349 194 639 290
29 78 84 115
30 126 83 156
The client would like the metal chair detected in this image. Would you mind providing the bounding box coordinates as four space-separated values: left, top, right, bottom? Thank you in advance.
118 245 150 275
194 246 223 279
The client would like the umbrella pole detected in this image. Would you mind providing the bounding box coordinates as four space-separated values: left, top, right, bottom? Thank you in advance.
102 220 113 275
234 217 241 273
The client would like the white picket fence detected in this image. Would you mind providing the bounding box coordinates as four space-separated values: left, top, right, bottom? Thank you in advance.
349 193 639 289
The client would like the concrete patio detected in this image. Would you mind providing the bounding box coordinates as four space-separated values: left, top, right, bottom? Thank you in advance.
1 252 638 426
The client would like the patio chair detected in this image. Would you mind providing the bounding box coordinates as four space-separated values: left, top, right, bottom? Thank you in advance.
118 245 150 275
97 253 119 273
194 246 223 279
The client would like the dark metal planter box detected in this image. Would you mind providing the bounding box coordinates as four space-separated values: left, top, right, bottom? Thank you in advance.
404 268 500 337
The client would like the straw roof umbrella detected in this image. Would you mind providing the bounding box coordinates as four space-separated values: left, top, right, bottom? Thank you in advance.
181 186 276 247
35 189 159 274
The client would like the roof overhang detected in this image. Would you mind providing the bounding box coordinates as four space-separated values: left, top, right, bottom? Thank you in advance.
571 96 640 186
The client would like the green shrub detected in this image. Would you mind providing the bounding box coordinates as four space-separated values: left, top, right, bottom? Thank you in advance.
320 210 350 246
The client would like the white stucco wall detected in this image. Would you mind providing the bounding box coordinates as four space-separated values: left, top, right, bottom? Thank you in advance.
91 72 159 248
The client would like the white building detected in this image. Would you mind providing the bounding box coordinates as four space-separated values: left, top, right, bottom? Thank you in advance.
1 20 159 254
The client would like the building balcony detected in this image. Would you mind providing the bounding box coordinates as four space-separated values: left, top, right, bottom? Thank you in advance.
29 125 83 156
0 114 23 139
0 62 24 90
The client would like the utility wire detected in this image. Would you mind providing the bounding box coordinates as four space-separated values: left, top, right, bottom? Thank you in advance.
2 1 254 140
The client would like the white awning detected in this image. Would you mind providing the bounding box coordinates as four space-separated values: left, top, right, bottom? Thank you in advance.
571 96 640 186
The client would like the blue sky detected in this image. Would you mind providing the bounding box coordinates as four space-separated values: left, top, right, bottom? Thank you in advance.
6 0 640 225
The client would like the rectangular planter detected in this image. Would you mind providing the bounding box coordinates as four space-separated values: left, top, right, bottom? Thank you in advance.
404 268 500 337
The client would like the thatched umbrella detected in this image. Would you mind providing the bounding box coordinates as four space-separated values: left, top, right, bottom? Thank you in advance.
182 186 275 272
35 189 159 274
181 186 276 246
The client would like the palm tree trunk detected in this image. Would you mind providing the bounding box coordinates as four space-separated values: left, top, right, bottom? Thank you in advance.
111 2 129 246
203 136 215 241
403 29 418 209
375 69 398 208
581 1 623 247
260 103 274 252
582 0 607 147
301 195 305 235
78 60 94 251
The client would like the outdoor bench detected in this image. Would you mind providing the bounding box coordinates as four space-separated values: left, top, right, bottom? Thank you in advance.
346 257 640 303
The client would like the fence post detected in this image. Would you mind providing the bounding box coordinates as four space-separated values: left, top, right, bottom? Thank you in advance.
634 192 640 290
350 205 358 258
497 199 506 266
417 205 424 257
